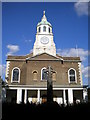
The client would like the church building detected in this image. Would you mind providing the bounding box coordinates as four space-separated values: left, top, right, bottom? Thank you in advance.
5 11 87 104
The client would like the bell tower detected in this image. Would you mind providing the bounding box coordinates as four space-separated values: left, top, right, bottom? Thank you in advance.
33 11 56 56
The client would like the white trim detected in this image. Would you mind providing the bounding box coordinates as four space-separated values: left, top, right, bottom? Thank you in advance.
41 67 47 80
37 89 40 102
5 61 10 78
68 68 77 84
68 89 73 104
11 67 20 83
24 89 27 104
7 87 83 91
78 62 83 85
17 89 22 104
63 60 81 62
7 84 83 88
7 84 83 87
63 90 66 104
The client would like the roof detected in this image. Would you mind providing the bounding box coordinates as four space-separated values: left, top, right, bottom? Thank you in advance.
26 53 63 61
7 52 81 62
37 11 52 27
56 54 80 61
7 53 33 60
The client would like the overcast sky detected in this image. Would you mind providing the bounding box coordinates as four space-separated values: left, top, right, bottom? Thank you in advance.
1 2 89 85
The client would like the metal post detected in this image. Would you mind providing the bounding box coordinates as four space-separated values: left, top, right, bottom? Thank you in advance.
44 66 54 103
47 66 53 103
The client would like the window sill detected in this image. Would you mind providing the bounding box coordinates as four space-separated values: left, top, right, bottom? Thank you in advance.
69 82 77 84
11 81 20 83
40 80 47 82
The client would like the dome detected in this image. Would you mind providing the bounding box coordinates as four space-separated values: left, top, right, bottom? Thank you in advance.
37 11 52 27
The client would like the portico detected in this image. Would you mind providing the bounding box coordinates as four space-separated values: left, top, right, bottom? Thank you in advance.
6 85 85 105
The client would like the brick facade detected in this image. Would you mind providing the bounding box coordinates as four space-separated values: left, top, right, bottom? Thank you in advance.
6 53 81 86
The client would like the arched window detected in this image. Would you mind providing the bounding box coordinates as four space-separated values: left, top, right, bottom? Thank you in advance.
11 67 20 82
68 68 77 83
43 26 46 32
41 67 47 80
38 27 41 33
48 27 50 33
32 70 38 81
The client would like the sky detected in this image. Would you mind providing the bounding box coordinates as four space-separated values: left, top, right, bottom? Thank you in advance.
1 2 89 85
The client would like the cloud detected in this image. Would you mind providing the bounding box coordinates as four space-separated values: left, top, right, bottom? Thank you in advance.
81 64 90 78
6 44 19 56
57 48 88 61
0 64 6 77
74 0 89 16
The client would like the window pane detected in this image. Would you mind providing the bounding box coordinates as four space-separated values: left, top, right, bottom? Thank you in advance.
48 27 50 33
42 69 47 80
69 69 76 82
38 27 41 32
13 69 19 81
43 26 46 32
69 69 75 75
70 76 75 81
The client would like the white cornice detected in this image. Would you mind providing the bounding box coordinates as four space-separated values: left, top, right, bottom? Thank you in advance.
6 84 83 88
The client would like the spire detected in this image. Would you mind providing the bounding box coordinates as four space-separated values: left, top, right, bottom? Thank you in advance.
41 10 47 21
37 11 52 27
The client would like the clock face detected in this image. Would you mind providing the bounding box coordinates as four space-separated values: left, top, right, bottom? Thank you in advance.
40 37 49 44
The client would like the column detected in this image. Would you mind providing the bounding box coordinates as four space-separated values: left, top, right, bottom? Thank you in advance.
83 88 88 102
24 89 27 104
17 89 22 104
37 89 40 103
63 89 66 105
68 89 73 104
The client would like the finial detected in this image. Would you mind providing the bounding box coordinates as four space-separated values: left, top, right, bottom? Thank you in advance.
43 11 45 15
41 10 47 21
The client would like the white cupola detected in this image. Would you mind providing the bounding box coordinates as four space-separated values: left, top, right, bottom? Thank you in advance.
33 11 56 56
36 11 52 35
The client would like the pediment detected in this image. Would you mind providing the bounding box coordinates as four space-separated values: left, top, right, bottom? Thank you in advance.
26 53 63 61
